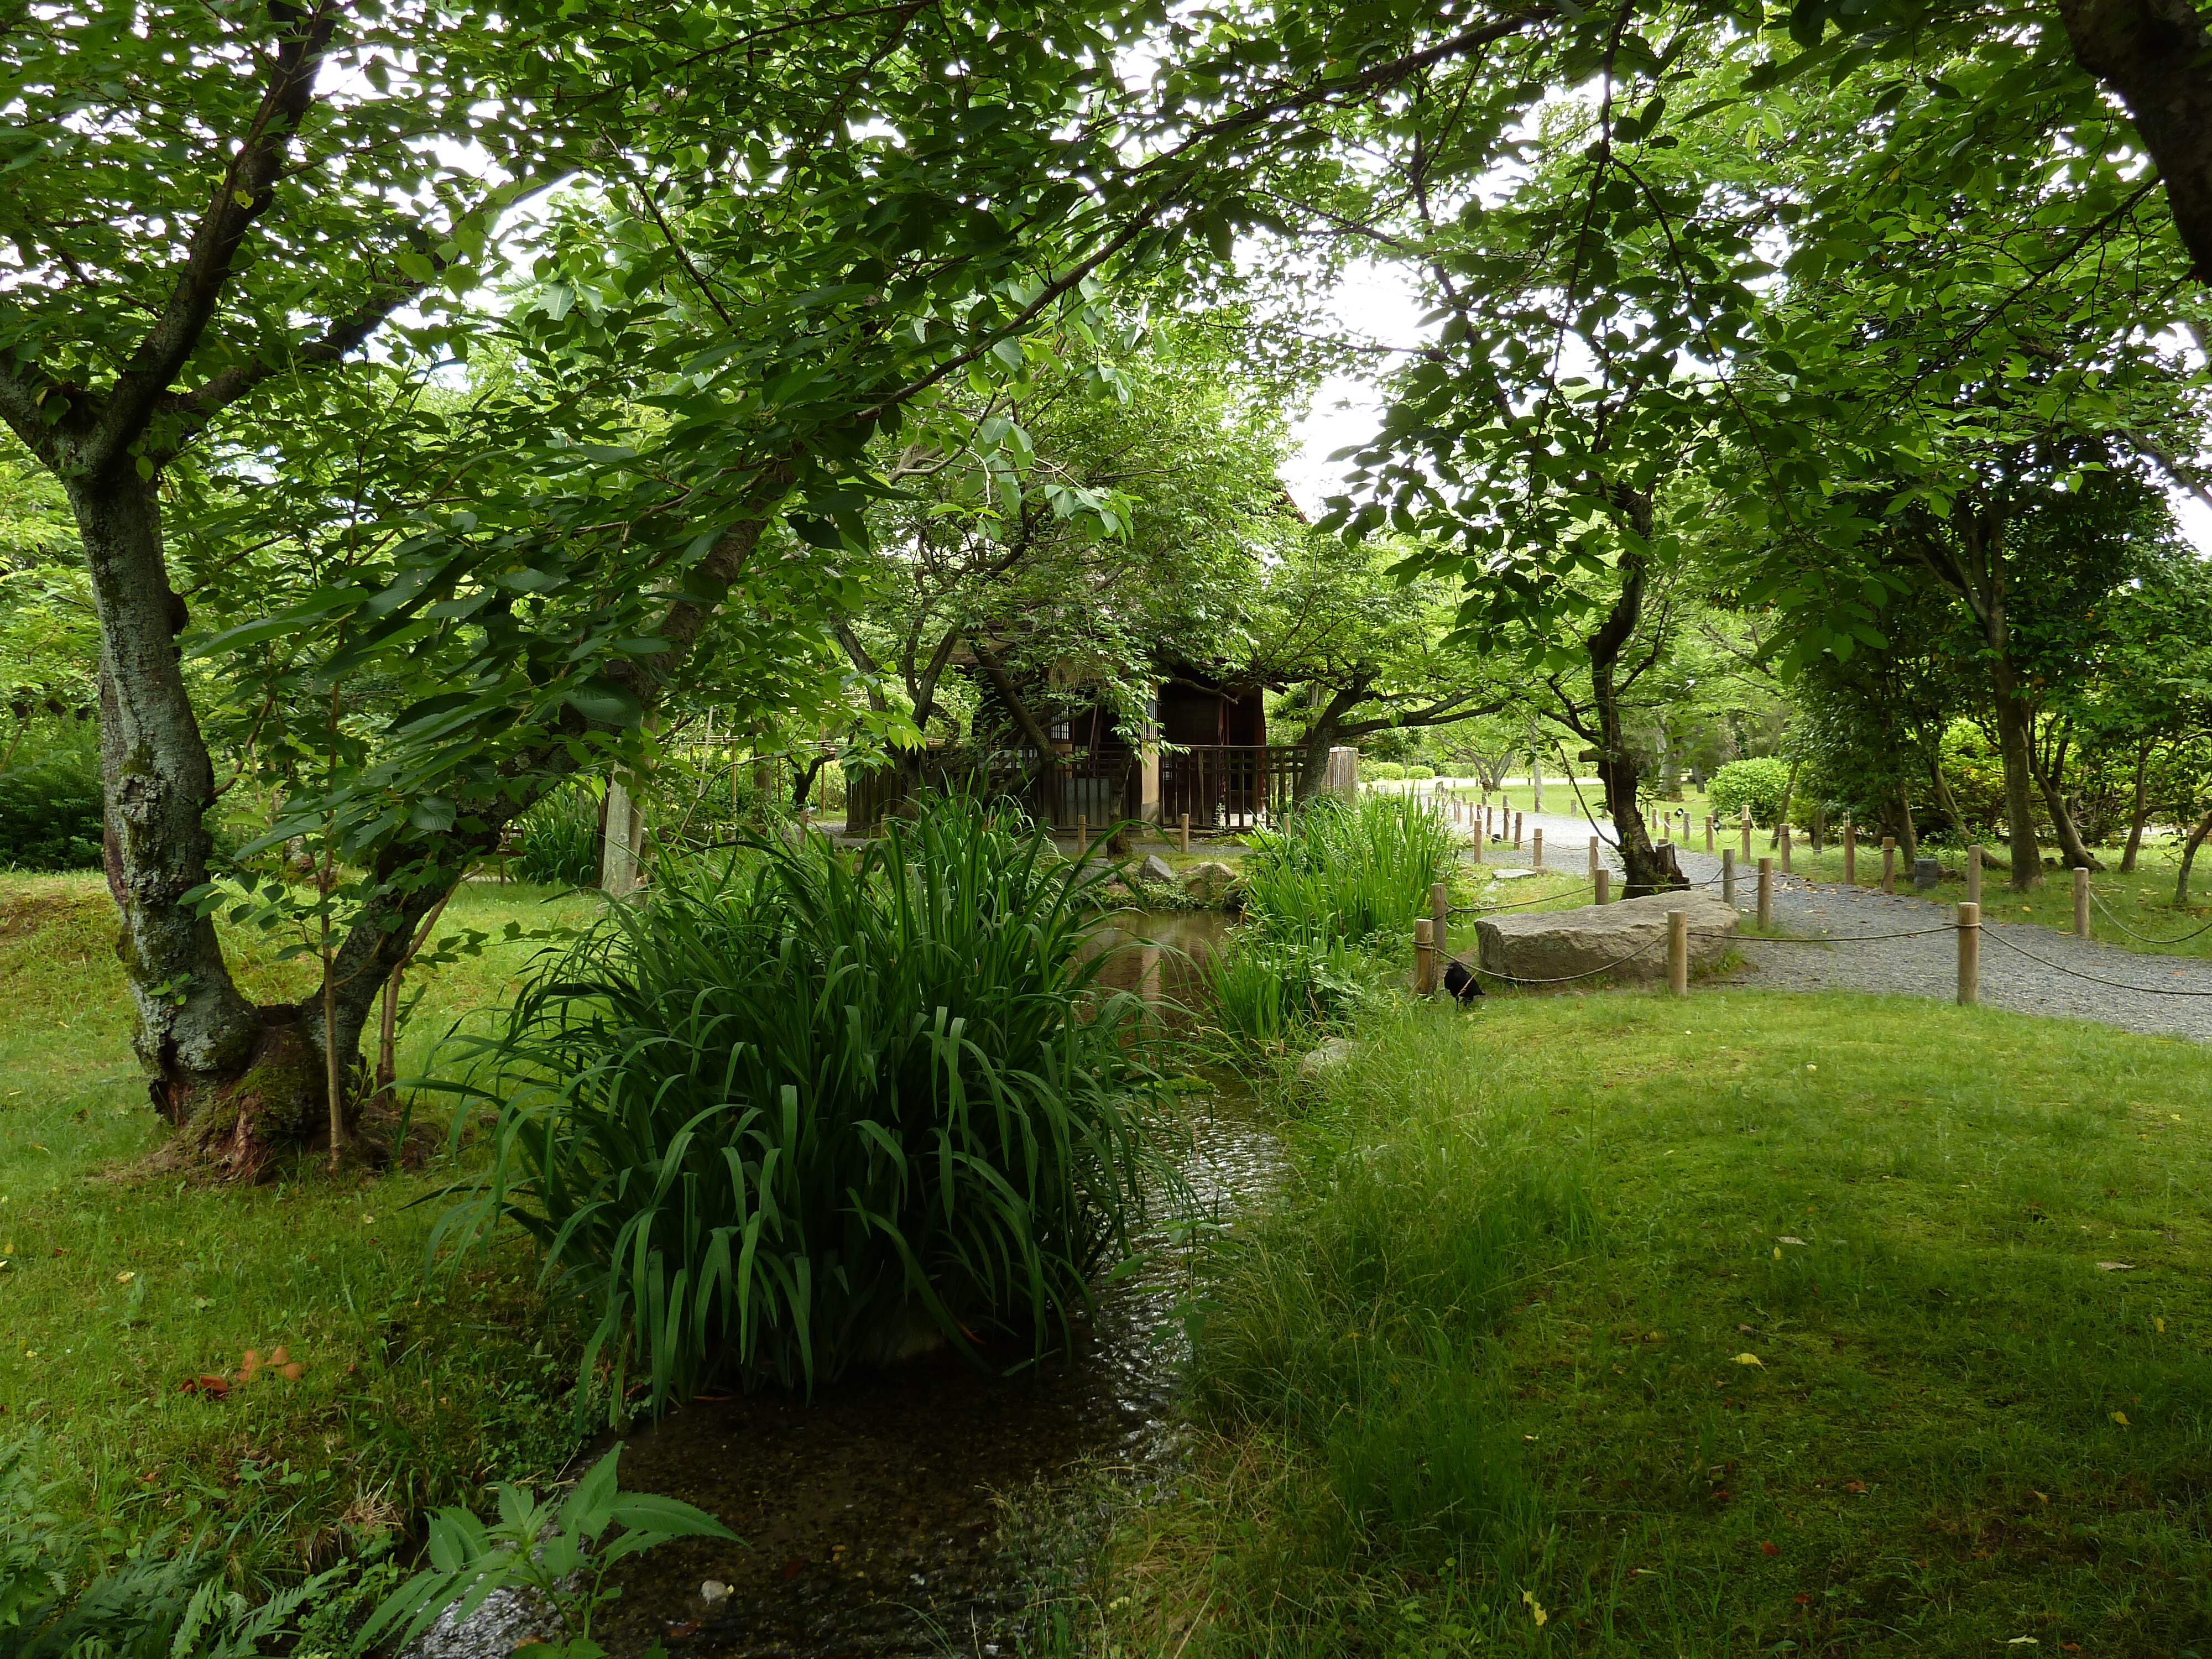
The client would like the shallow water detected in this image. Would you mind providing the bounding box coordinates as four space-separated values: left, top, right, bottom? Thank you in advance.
572 913 1269 1658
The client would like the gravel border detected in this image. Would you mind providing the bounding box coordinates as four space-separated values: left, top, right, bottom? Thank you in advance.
1455 808 2212 1042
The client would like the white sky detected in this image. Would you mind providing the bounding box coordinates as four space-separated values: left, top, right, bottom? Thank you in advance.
1277 263 2212 553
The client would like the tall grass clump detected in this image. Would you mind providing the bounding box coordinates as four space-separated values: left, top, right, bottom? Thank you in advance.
511 783 602 887
438 799 1174 1412
1201 794 1455 1044
1241 792 1456 943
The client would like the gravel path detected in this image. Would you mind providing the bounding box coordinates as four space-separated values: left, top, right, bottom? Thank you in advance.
1453 805 2212 1042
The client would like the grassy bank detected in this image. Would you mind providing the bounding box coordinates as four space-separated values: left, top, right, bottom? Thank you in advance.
1076 990 2212 1656
0 874 601 1590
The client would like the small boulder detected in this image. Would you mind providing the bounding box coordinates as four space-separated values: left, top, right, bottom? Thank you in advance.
1180 860 1241 903
1476 890 1736 988
1139 853 1177 885
1912 855 1942 891
1296 1037 1357 1081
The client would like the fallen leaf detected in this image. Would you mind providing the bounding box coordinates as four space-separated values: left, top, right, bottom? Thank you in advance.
1794 1592 1812 1605
2032 1491 2049 1504
2006 1640 2038 1647
1844 1480 1867 1494
2096 1261 2135 1272
281 1361 305 1381
1773 1247 1782 1259
1760 1541 1780 1556
269 1345 290 1365
2112 1411 2131 1426
1521 1589 1548 1627
2157 1318 2167 1333
114 1270 135 1284
667 1621 701 1640
181 1375 229 1397
1777 1236 1807 1245
1733 1353 1764 1366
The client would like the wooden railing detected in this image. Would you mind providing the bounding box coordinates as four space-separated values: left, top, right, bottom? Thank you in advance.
1160 744 1303 831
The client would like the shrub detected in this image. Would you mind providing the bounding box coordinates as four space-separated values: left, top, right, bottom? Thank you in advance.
1361 761 1406 782
0 722 101 872
512 784 601 886
437 799 1175 1410
1402 763 1434 779
1705 757 1793 828
1242 794 1457 946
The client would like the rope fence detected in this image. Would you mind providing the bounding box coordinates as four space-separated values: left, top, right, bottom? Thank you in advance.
2088 888 2212 946
1408 898 2212 1011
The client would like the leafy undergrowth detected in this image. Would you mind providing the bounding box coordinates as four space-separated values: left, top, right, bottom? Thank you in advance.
0 874 602 1592
1082 991 2212 1657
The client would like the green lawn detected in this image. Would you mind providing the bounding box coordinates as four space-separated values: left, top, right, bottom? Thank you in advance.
1079 992 2212 1657
0 873 600 1590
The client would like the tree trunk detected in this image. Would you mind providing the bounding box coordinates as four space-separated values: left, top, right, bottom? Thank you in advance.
2060 0 2212 285
1528 742 1544 812
2177 806 2212 906
2029 734 2101 872
1771 757 1800 849
1584 537 1682 899
1927 740 1964 838
1896 785 1918 862
1987 669 2045 891
1293 681 1368 804
2121 742 2154 873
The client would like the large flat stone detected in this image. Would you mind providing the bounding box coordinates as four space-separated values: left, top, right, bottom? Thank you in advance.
1475 890 1737 988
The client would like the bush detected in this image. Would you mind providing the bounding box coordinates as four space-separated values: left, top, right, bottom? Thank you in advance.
1705 757 1793 828
438 798 1176 1409
1402 763 1435 779
0 722 101 872
1242 794 1457 947
1360 761 1406 782
512 783 601 886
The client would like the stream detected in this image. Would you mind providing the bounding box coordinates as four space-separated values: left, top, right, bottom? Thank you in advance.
425 910 1276 1659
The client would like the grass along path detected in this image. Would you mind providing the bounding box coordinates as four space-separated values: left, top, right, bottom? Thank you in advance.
1077 991 2212 1657
0 874 602 1592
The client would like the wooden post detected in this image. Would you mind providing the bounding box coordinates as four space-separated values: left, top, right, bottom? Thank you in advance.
1966 842 1981 906
1431 881 1450 965
1740 807 1752 860
1722 847 1736 906
1595 867 1612 904
1881 836 1896 894
1076 813 1088 858
1843 822 1856 886
1179 811 1191 855
1757 855 1773 930
1780 823 1792 874
1471 811 1484 863
1668 909 1688 997
1588 836 1600 878
1957 901 1980 1005
1414 917 1436 996
1704 816 1715 853
2073 867 2090 937
1513 812 1523 851
1532 826 1544 869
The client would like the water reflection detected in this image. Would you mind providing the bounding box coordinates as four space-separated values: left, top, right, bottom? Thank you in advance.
1082 907 1233 1021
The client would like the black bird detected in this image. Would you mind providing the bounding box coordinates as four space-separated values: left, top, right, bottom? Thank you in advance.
1441 959 1485 1002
